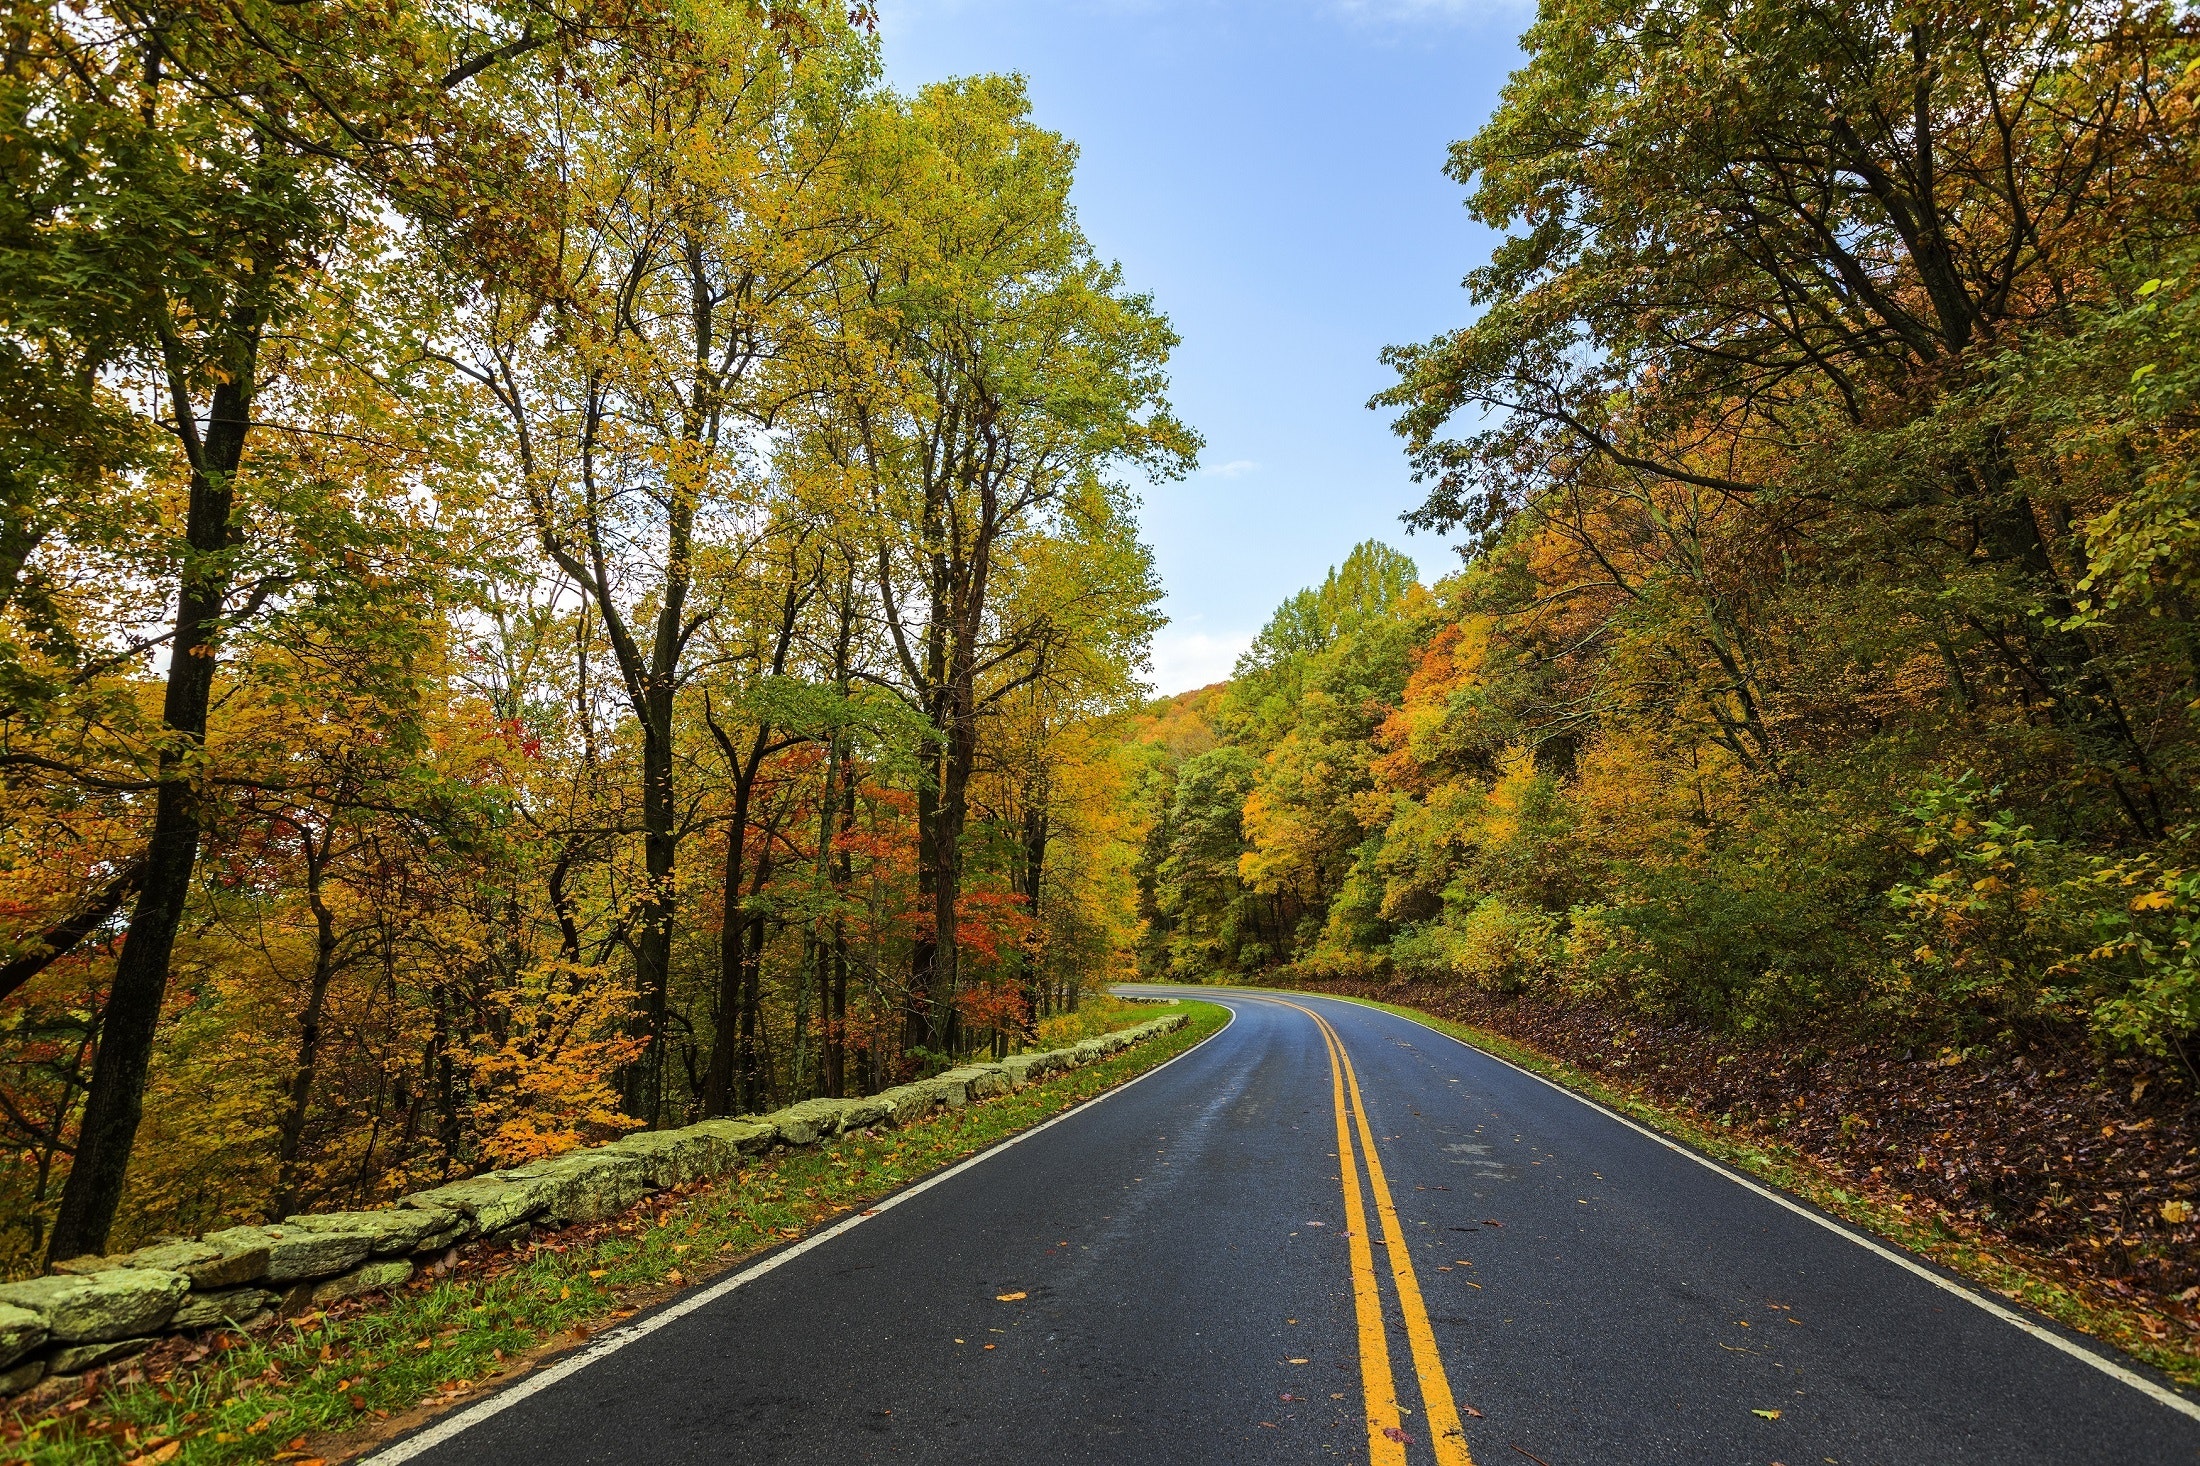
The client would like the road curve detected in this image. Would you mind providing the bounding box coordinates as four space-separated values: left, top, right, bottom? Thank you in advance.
368 989 2200 1465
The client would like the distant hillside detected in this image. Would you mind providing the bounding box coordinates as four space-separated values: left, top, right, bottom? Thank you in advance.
1122 683 1225 761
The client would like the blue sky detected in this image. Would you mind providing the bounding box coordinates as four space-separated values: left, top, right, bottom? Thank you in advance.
880 0 1530 694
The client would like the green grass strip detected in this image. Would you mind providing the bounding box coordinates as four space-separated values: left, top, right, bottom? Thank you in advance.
1269 985 2200 1389
7 1000 1231 1466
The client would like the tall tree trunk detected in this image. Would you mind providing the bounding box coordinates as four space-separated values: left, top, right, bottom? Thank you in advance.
793 732 842 1100
827 922 848 1099
48 329 258 1264
624 587 683 1123
274 828 339 1218
733 800 786 1111
702 757 755 1116
1016 787 1048 1032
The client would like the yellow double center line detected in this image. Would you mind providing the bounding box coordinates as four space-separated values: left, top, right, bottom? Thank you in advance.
1278 998 1474 1466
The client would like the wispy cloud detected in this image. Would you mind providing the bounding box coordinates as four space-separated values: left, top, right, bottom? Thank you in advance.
1148 630 1252 694
1208 459 1261 479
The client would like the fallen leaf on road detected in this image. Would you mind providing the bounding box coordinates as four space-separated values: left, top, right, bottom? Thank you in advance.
1464 1405 1484 1418
996 1291 1026 1301
1752 1409 1781 1420
1383 1426 1415 1444
1287 1357 1310 1364
1280 1393 1304 1402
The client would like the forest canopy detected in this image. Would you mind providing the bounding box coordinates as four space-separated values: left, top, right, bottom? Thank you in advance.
0 0 1192 1270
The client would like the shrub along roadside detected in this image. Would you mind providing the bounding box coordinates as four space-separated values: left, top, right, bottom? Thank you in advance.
4 1001 1229 1466
1266 981 2200 1389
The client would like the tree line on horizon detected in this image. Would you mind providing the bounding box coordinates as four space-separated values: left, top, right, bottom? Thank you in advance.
0 0 1194 1271
1124 0 2200 1113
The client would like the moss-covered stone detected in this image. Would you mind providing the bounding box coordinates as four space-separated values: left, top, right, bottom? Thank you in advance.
46 1337 149 1374
915 1075 972 1109
402 1173 552 1234
281 1208 463 1256
501 1149 653 1224
191 1227 279 1288
118 1240 222 1279
605 1127 741 1189
688 1117 779 1155
871 1085 936 1127
256 1224 379 1285
837 1095 890 1130
0 1356 43 1396
310 1258 413 1305
764 1098 853 1146
933 1065 1010 1102
0 1302 45 1369
0 1269 187 1342
169 1287 278 1330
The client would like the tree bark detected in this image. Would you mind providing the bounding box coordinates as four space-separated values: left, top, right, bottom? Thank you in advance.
274 827 339 1218
702 745 756 1115
48 337 258 1263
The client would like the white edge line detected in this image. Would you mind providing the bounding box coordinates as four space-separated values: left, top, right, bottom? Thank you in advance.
363 1005 1234 1464
1263 986 2200 1423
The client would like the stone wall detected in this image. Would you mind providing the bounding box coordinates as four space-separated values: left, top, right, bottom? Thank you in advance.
0 1011 1189 1400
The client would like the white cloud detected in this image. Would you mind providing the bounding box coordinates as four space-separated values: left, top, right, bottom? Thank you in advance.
1208 459 1261 479
1147 629 1252 695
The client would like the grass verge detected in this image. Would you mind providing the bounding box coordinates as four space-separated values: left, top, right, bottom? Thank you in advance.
1274 985 2200 1390
6 1000 1230 1466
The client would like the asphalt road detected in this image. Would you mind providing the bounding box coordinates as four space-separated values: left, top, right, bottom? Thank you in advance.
370 989 2200 1465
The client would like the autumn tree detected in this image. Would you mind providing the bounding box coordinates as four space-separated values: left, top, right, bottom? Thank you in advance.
804 76 1194 1052
456 7 876 1119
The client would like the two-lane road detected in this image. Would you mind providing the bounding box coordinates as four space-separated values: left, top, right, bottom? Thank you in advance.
372 990 2200 1464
